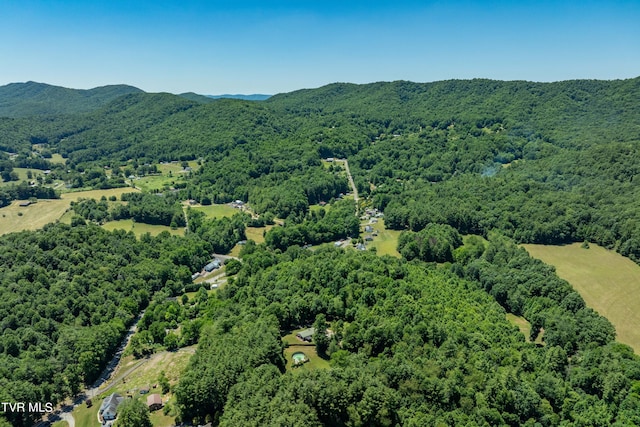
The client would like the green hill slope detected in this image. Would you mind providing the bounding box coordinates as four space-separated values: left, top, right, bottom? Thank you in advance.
0 81 143 117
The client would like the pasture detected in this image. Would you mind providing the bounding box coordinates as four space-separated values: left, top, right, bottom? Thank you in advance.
190 203 238 219
50 153 67 164
523 242 640 353
0 187 139 235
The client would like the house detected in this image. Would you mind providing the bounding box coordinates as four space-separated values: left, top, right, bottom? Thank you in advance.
18 201 31 207
99 393 123 422
147 394 163 411
204 259 221 272
356 243 366 251
364 235 373 241
296 328 315 342
191 272 201 281
364 225 374 233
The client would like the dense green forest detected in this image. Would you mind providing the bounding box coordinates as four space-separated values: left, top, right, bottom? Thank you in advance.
174 245 640 426
0 81 143 118
1 77 640 426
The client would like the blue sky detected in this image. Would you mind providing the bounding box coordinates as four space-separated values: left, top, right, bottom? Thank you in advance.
1 0 638 94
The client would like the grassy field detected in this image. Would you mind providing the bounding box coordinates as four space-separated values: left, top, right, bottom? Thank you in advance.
102 219 185 237
50 153 67 164
72 402 99 427
0 168 39 186
0 187 139 235
245 224 273 244
133 161 198 192
365 218 402 257
523 242 640 353
51 421 69 427
190 203 239 219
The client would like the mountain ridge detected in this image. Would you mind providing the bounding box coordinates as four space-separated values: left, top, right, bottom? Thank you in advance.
0 81 144 117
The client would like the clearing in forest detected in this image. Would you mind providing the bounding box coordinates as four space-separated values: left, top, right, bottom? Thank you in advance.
523 242 640 353
0 187 139 235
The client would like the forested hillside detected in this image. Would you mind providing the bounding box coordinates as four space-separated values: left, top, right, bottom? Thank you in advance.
0 81 143 118
175 245 640 426
0 77 639 426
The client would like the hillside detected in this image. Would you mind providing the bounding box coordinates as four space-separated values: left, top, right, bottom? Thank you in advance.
0 81 143 117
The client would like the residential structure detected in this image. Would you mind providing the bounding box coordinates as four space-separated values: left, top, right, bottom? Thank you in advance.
99 393 123 422
296 328 315 342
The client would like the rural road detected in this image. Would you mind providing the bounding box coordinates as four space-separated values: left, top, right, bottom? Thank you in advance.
336 158 359 215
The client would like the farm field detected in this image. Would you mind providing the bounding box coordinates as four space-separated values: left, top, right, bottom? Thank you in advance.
523 242 640 353
0 187 139 235
190 203 238 218
102 219 185 237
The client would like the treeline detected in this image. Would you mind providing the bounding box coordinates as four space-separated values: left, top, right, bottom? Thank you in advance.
186 209 246 255
115 192 186 227
71 192 186 228
264 201 359 250
0 181 57 208
397 223 463 262
173 245 640 425
378 141 640 262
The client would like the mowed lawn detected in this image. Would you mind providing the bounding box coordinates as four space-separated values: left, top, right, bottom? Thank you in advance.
0 187 139 235
281 329 330 372
365 218 402 257
523 242 640 353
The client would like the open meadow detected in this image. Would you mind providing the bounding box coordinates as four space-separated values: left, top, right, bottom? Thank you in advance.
0 187 139 235
189 203 238 218
523 242 640 353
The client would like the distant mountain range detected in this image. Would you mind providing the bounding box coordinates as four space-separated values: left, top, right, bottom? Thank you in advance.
206 94 271 101
0 82 271 118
